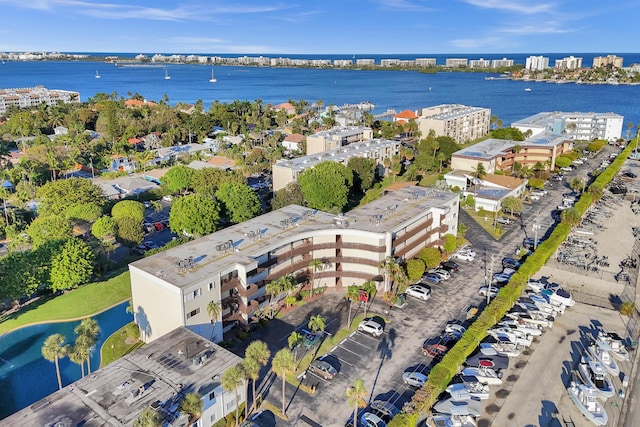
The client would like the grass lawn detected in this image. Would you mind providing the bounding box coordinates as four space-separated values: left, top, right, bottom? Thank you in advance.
100 322 144 367
462 207 506 239
0 269 132 334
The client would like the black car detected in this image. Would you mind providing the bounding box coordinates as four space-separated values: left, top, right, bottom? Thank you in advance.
502 257 522 270
523 238 542 251
440 260 460 272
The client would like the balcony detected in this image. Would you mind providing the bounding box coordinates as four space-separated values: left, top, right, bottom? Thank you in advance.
221 276 241 294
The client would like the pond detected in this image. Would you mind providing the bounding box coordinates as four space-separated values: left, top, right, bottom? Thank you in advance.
0 301 133 419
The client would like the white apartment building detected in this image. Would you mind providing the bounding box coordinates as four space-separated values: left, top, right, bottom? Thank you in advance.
417 104 491 144
592 55 624 68
445 58 468 68
416 58 437 67
512 111 624 142
0 86 80 115
334 59 354 67
469 58 491 69
306 126 374 155
554 56 583 70
357 58 376 66
492 57 514 68
525 56 549 71
273 138 399 191
380 59 401 67
129 188 459 343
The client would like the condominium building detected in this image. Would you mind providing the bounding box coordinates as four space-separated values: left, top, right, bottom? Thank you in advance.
306 126 374 155
512 111 624 142
525 56 549 71
4 327 244 427
334 59 353 67
273 138 400 191
554 56 583 70
445 58 468 68
0 86 80 115
592 55 623 68
416 58 437 67
491 57 514 68
417 104 491 144
380 59 401 67
356 58 376 66
451 135 574 173
469 58 491 69
129 187 459 343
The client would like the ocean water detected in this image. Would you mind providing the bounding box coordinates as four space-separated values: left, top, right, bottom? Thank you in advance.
1 57 640 130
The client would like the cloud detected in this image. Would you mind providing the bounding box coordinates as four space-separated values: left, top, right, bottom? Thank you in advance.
449 35 511 50
462 0 554 14
499 22 574 35
373 0 435 12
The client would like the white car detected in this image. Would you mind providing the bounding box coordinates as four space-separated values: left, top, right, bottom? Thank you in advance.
453 251 475 261
478 286 498 298
402 371 428 387
361 412 386 427
358 318 384 337
162 195 173 202
428 268 451 280
444 322 466 338
405 284 432 301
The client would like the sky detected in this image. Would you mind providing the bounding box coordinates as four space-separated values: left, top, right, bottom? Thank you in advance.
1 0 639 54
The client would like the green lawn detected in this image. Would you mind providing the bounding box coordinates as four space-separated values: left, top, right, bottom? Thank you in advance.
0 269 132 334
462 207 506 239
100 322 144 367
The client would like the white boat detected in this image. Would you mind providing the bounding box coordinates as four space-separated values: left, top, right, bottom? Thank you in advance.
446 378 490 400
164 69 171 80
209 67 217 83
506 310 554 329
567 380 608 426
497 319 542 336
433 398 482 417
540 284 575 307
425 414 477 427
487 327 532 348
577 354 614 399
480 342 521 358
594 331 630 361
587 341 619 376
524 87 532 92
95 69 101 79
461 366 502 385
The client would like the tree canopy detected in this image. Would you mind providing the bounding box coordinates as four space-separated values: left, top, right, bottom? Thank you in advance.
190 168 245 196
215 182 261 224
490 127 525 141
111 200 145 223
27 215 73 248
36 178 105 217
169 193 221 237
271 181 304 210
298 161 353 212
50 238 96 292
161 165 194 194
347 157 377 193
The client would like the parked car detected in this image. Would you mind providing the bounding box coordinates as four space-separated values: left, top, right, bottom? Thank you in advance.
440 260 460 272
422 273 442 283
406 284 432 301
153 222 165 231
303 332 323 349
361 412 387 427
308 359 337 380
560 166 573 172
358 318 384 337
422 335 458 358
523 237 542 250
162 195 173 202
370 400 400 421
428 268 451 280
479 286 499 298
623 171 638 179
502 258 521 270
444 322 466 338
402 370 428 387
131 245 147 255
453 251 475 261
144 241 159 250
492 273 512 285
143 201 152 208
143 223 155 233
495 216 512 225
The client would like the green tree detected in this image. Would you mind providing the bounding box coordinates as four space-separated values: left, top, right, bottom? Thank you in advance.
570 177 585 193
405 258 426 281
41 333 67 390
161 164 194 195
216 182 261 224
620 301 636 317
379 256 406 294
288 331 304 361
111 200 146 223
555 155 572 169
91 215 117 241
36 177 105 217
245 340 271 412
115 216 144 248
134 407 163 427
308 258 324 299
588 183 604 200
308 314 326 333
169 193 221 237
271 181 304 210
346 379 368 427
27 215 73 248
69 338 90 378
347 157 377 192
74 317 100 374
561 207 581 226
443 233 457 254
207 300 222 324
179 392 203 425
50 238 95 292
241 357 260 419
527 177 545 189
271 348 295 416
419 246 442 269
65 202 103 223
501 196 523 218
472 162 487 182
490 127 525 141
346 285 361 328
298 161 353 211
222 364 245 427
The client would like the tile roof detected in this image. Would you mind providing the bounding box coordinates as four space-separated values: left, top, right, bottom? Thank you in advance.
483 174 525 189
284 133 305 143
393 110 418 120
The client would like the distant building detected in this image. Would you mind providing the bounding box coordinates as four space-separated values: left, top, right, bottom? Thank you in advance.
444 170 528 213
4 327 244 427
392 110 419 124
492 57 514 68
512 111 624 142
592 55 623 68
554 56 583 70
282 133 305 151
0 86 80 115
271 102 296 115
356 58 375 66
417 104 491 144
334 59 353 67
274 138 399 191
305 126 374 155
445 58 468 68
380 59 401 67
525 56 549 71
416 58 437 67
469 58 491 69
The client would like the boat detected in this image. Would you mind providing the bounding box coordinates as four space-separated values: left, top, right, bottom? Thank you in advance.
497 319 542 336
540 283 575 307
587 341 619 376
487 327 532 348
465 352 509 370
577 354 614 399
506 310 554 329
594 331 630 361
95 70 101 79
524 87 532 92
479 341 521 358
567 380 608 426
461 366 502 385
446 378 490 400
209 67 217 83
425 413 477 427
164 69 171 80
433 398 482 417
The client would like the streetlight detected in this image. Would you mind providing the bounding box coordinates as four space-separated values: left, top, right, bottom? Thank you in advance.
486 254 495 305
532 222 541 251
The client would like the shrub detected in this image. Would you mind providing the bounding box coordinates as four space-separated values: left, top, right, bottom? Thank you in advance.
527 177 545 189
418 246 442 268
125 322 140 340
587 139 607 152
555 155 572 168
405 258 425 281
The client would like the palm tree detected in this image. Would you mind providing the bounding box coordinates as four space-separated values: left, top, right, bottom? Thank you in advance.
222 364 245 427
620 301 636 317
472 162 487 182
241 357 260 418
206 300 222 340
245 340 271 411
288 331 304 361
75 318 99 374
379 256 403 294
41 333 67 390
346 285 361 328
70 335 91 377
307 314 325 333
179 392 203 426
308 258 323 299
134 407 163 427
346 379 369 427
271 348 295 416
501 196 523 218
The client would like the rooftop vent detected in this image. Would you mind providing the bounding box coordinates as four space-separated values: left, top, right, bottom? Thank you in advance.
215 240 234 254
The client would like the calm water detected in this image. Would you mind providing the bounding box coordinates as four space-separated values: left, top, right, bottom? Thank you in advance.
0 301 133 419
1 58 640 128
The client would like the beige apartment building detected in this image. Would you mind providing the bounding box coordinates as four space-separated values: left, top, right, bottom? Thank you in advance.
273 138 400 191
0 86 80 115
129 186 459 343
417 104 491 144
306 126 374 155
592 55 624 68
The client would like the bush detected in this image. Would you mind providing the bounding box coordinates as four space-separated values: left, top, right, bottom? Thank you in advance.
555 155 572 168
125 322 140 340
418 246 442 268
236 330 251 340
527 177 545 189
405 258 425 281
587 139 607 152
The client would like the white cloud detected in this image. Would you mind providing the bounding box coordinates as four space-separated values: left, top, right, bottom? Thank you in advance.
373 0 435 12
463 0 554 14
499 22 573 35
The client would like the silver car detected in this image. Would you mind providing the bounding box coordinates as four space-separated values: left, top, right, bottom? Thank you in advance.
405 284 432 301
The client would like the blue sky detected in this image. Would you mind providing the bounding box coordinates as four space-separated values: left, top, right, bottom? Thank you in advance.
1 0 639 54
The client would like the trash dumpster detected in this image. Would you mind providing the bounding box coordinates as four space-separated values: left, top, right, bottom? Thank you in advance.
394 293 406 308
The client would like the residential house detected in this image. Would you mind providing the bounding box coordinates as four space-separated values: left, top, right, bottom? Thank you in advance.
444 170 527 213
282 133 305 152
109 155 135 172
112 176 159 195
271 102 296 115
392 110 418 124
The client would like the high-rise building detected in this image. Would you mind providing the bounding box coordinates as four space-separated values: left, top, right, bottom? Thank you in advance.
592 55 623 68
554 56 583 70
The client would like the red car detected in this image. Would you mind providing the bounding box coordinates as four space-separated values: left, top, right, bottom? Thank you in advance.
153 222 165 231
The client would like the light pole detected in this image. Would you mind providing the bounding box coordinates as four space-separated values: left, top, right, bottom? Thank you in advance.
89 155 95 180
532 222 541 251
486 254 495 305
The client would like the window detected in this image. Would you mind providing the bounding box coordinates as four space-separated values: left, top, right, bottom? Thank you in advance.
226 399 235 411
187 308 200 319
208 282 215 291
193 288 202 298
209 391 216 400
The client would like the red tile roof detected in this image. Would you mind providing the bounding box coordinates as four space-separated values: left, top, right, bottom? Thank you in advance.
393 110 418 120
284 133 304 143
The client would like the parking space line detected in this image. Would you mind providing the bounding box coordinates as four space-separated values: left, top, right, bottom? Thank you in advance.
335 343 361 357
327 351 354 367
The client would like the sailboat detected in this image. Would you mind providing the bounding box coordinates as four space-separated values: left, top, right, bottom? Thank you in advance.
209 67 217 83
164 69 171 80
95 70 101 79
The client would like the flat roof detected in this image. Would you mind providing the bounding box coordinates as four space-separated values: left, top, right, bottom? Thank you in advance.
130 186 457 289
308 126 371 140
512 111 623 128
4 327 242 426
421 104 489 121
453 135 570 160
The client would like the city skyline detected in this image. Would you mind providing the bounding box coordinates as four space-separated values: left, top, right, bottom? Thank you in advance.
1 0 639 55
